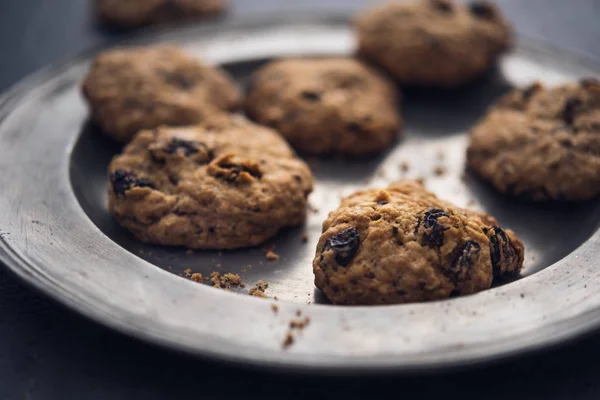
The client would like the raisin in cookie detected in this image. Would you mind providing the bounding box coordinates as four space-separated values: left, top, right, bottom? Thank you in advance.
97 0 226 29
467 79 600 201
108 115 313 249
244 57 401 157
356 0 511 87
82 45 240 143
313 181 524 305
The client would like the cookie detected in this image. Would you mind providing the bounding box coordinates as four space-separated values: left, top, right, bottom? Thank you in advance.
108 115 313 249
313 181 524 305
244 57 401 157
82 45 240 143
467 78 600 201
356 0 511 87
97 0 226 29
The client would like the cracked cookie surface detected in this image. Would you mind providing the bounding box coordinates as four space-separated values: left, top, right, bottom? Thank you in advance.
356 0 511 87
245 57 401 157
97 0 227 29
313 181 524 305
108 115 313 249
467 78 600 201
82 45 240 143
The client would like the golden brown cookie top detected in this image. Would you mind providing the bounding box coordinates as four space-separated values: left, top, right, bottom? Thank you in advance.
245 57 401 157
97 0 227 29
82 45 240 143
313 181 524 305
108 115 314 249
356 0 512 86
468 79 600 201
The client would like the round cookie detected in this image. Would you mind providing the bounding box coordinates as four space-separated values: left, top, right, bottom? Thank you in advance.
82 45 240 143
244 57 401 157
108 115 314 249
467 78 600 201
97 0 226 29
356 0 512 87
313 181 524 305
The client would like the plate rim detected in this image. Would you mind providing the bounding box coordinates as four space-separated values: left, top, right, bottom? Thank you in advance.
1 11 600 374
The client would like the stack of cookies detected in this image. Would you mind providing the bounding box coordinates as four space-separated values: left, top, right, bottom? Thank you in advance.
83 0 600 305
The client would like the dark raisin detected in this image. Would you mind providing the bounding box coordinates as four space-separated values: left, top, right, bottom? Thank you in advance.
168 174 179 185
560 139 573 148
432 0 453 13
563 98 582 125
396 290 407 296
208 226 216 234
488 226 518 277
347 122 364 134
323 227 360 266
245 78 255 94
447 240 481 278
580 77 600 88
420 208 449 247
392 226 399 234
110 169 154 195
162 72 194 90
301 91 321 102
365 271 375 279
165 138 210 157
158 0 186 18
377 200 388 205
522 83 541 101
293 175 302 183
426 36 443 51
469 2 495 19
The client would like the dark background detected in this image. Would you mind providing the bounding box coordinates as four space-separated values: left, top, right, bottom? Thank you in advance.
1 0 600 399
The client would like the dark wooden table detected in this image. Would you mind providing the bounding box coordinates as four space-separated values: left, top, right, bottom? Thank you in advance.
1 1 599 398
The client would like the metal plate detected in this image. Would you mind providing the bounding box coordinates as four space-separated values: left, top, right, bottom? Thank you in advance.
1 13 600 372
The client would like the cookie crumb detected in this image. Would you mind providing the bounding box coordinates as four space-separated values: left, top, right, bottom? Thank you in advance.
183 268 192 277
296 309 302 317
282 332 295 349
416 177 426 185
433 166 446 176
241 268 247 273
210 272 244 289
282 314 311 349
274 296 279 301
190 273 203 283
264 245 280 261
271 304 279 313
399 162 410 173
186 249 194 255
289 317 311 330
301 234 309 243
250 289 268 298
249 280 269 297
